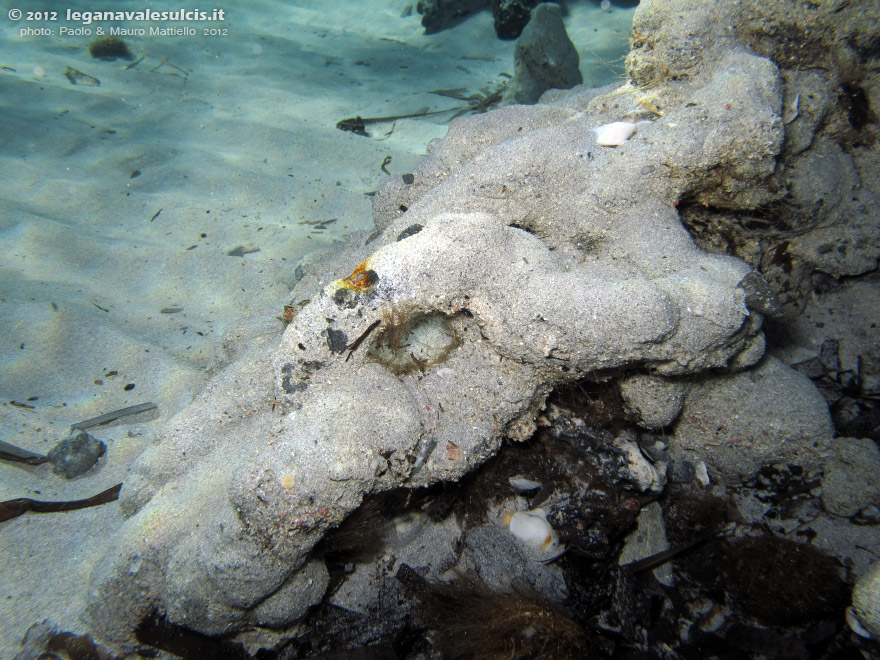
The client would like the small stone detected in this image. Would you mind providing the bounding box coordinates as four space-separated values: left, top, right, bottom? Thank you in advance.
819 339 840 377
668 459 696 484
859 354 880 397
396 224 424 241
850 561 880 639
618 502 673 586
821 436 880 518
642 443 669 463
791 356 825 380
737 271 783 319
47 429 106 478
620 374 688 430
614 435 664 493
694 460 711 486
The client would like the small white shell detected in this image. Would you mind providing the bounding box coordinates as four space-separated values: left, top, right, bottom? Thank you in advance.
505 508 566 562
508 509 555 551
694 460 711 486
847 606 873 639
508 475 542 492
593 121 637 146
783 93 800 124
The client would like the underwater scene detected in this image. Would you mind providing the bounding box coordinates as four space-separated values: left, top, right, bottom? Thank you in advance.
1 0 879 658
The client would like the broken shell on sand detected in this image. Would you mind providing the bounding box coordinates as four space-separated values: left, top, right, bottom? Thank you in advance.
593 120 637 146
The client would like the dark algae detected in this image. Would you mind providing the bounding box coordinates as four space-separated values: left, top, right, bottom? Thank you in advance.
0 482 122 523
88 36 134 61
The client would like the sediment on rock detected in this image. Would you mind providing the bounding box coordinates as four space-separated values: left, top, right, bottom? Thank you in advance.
80 0 878 651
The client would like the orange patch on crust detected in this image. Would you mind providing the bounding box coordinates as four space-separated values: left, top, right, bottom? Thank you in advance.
446 442 463 461
341 261 374 292
282 305 298 323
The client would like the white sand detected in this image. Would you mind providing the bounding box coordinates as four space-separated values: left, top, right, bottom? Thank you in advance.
0 0 634 652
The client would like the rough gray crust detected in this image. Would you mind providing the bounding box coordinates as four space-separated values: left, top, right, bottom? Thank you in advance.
83 0 880 648
635 0 880 312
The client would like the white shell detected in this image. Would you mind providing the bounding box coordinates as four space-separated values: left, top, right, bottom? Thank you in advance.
509 509 555 550
508 475 542 492
694 460 711 486
847 607 873 639
593 121 637 146
506 508 566 562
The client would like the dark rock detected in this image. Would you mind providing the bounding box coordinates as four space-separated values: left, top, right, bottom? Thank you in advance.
463 524 567 600
737 271 784 319
48 429 106 478
668 459 696 483
280 363 308 395
509 2 582 103
832 397 880 441
396 224 424 241
640 442 668 463
88 36 133 61
790 356 825 380
493 0 542 40
638 431 670 462
859 354 880 397
417 0 489 34
819 338 840 378
333 287 358 309
326 328 349 353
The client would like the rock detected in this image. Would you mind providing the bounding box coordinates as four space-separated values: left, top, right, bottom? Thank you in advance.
509 2 582 103
671 356 833 483
619 374 689 430
415 0 543 39
493 0 542 40
737 271 783 319
329 511 461 615
416 0 489 34
694 460 710 486
822 437 880 518
668 459 696 484
614 433 665 493
638 432 669 462
860 354 880 398
636 0 880 314
850 561 880 639
47 429 106 479
249 559 329 627
461 524 567 600
618 501 673 586
85 0 870 648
